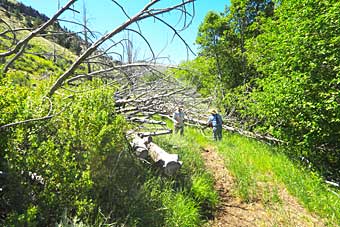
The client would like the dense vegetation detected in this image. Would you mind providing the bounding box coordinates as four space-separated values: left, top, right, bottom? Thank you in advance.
175 0 340 181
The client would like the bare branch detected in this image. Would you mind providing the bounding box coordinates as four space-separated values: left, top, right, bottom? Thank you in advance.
48 0 195 96
0 0 77 58
0 96 72 130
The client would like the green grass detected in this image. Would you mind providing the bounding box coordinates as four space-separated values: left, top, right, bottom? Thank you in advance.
210 131 340 226
150 126 219 226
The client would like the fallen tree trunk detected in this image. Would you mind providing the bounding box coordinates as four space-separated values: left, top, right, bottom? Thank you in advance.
130 134 182 176
138 130 172 137
128 117 166 125
130 135 149 159
147 142 182 176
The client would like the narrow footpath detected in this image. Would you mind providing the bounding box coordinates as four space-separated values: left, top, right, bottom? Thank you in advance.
201 145 327 227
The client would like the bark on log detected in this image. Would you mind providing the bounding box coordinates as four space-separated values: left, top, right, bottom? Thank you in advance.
130 135 149 159
130 134 182 176
138 130 172 137
147 142 182 176
128 117 166 125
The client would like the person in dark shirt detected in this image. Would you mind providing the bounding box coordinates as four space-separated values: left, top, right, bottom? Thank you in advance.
207 109 223 141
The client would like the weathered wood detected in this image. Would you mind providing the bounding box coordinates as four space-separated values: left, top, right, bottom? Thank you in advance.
138 130 172 137
130 135 149 159
147 142 182 176
128 117 166 125
325 180 339 187
130 134 182 176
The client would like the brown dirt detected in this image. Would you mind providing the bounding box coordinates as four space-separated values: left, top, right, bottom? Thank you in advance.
201 145 328 227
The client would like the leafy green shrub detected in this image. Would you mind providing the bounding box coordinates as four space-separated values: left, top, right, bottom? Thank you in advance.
2 81 128 225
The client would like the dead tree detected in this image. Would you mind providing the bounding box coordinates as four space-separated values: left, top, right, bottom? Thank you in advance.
0 0 196 130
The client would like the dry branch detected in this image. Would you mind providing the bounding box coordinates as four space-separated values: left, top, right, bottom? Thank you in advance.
48 0 195 96
128 117 166 125
185 117 283 144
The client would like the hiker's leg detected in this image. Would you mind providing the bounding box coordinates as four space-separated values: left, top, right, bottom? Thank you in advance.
213 127 218 140
217 126 222 140
180 126 184 136
174 126 179 134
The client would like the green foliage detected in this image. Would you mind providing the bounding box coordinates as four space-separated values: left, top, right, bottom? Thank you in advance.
239 0 340 174
191 0 340 181
1 78 127 225
163 192 200 227
0 56 216 227
188 0 276 111
0 10 217 225
171 56 216 97
191 174 219 207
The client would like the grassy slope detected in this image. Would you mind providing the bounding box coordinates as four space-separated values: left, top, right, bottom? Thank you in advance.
190 127 340 226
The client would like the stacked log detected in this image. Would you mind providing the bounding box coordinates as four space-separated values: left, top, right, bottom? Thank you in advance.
130 134 182 176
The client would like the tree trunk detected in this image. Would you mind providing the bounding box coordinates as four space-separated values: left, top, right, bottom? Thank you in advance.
147 142 182 176
130 135 149 159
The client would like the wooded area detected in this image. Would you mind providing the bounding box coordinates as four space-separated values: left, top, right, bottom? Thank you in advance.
173 0 340 182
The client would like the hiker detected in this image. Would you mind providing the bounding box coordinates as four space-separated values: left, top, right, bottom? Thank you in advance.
172 106 185 135
207 109 223 141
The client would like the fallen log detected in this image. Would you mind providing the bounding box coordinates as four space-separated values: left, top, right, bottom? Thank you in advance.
130 135 149 159
130 134 182 176
147 142 182 176
128 117 166 125
138 130 172 137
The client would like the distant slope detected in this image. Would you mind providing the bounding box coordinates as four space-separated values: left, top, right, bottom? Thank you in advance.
0 0 82 54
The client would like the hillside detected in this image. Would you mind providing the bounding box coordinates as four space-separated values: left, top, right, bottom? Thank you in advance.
0 0 82 54
1 1 340 227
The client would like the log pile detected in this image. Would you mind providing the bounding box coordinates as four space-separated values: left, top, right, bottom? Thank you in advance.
130 134 182 176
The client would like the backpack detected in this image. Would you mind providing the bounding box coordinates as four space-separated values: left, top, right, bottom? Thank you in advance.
214 114 222 126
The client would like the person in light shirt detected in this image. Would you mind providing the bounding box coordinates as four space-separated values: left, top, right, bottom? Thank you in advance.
172 106 185 136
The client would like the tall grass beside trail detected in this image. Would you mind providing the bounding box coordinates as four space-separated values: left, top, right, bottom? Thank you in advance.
210 131 340 226
151 128 219 227
54 126 219 227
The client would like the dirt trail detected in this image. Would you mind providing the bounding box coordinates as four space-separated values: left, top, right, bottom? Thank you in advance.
201 145 327 227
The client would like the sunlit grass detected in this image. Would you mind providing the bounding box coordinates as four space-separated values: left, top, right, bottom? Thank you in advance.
151 125 219 226
212 132 340 226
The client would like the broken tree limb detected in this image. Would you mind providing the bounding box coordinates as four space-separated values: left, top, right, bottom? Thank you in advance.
183 117 284 144
147 142 182 176
138 130 172 137
128 117 166 125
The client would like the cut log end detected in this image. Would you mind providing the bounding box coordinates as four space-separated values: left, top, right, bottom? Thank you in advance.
130 134 182 176
164 161 182 176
